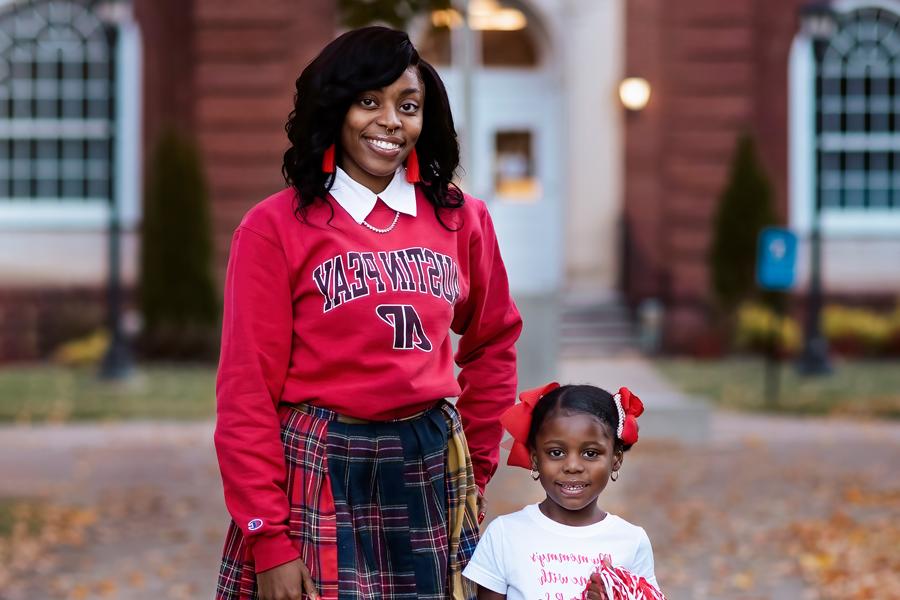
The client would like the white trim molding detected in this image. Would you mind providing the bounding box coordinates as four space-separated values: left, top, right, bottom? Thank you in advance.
116 7 142 229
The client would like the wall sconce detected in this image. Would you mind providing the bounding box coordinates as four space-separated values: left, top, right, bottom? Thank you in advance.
618 77 651 112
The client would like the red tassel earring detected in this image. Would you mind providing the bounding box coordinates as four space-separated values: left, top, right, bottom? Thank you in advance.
405 147 420 183
321 144 335 173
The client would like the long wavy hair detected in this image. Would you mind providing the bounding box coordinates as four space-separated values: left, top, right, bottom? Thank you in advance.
282 27 464 227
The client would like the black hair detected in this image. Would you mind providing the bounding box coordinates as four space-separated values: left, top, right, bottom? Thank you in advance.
526 385 632 454
282 26 464 227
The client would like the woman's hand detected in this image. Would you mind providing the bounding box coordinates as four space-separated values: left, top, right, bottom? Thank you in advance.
257 558 319 600
477 492 487 524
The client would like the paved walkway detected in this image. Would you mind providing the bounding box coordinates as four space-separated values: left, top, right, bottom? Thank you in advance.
1 357 898 599
0 422 224 599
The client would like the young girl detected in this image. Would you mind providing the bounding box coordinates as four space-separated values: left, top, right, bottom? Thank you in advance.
463 383 664 600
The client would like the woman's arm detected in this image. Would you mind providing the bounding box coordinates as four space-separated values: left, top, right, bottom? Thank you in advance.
215 225 299 572
451 200 523 492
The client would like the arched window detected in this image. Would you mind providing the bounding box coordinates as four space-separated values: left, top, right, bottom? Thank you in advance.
0 0 140 228
819 8 899 210
791 2 900 233
0 1 113 202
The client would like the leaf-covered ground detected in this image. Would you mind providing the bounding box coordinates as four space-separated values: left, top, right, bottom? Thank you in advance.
1 413 898 599
608 413 900 599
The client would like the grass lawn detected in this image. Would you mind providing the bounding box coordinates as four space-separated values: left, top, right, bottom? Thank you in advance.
656 357 900 418
0 364 216 423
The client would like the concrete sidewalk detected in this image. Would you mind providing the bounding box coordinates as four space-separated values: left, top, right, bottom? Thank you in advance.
558 354 711 443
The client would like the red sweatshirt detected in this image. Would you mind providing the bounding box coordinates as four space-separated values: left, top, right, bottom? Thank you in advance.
215 187 522 572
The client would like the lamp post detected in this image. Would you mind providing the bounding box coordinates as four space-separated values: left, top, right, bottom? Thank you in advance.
98 0 133 379
797 2 836 375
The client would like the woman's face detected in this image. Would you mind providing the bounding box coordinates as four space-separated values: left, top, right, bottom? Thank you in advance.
339 66 424 194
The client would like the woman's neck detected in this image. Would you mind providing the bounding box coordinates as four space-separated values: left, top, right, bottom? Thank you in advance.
340 164 393 195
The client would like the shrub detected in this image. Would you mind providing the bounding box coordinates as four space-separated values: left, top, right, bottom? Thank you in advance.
139 129 219 360
735 303 801 356
709 134 778 314
823 305 891 356
52 330 109 367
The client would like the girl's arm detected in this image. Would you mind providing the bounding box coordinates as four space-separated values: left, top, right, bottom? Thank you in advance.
463 518 509 600
477 586 506 600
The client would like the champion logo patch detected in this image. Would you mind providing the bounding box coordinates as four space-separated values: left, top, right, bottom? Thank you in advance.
247 518 263 531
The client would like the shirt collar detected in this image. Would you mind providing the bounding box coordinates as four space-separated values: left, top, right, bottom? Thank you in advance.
330 166 417 224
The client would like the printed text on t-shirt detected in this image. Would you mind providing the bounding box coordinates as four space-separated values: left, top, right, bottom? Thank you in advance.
530 551 612 600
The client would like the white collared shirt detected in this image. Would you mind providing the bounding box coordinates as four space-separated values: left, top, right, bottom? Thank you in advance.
329 166 417 224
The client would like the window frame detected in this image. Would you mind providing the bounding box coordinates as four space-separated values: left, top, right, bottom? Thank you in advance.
789 0 900 236
0 0 142 231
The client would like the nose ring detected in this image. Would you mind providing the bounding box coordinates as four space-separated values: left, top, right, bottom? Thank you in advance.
386 127 396 136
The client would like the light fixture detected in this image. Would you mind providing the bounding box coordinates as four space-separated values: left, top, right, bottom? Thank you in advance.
431 1 527 31
431 8 463 29
618 77 651 111
469 0 527 31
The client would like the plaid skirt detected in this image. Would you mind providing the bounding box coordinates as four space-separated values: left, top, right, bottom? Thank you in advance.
216 400 479 600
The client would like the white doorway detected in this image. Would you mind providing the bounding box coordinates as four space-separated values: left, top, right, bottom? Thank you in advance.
414 1 563 296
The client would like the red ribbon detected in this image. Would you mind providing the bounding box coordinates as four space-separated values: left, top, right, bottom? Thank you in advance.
617 386 644 446
500 382 560 469
501 384 645 469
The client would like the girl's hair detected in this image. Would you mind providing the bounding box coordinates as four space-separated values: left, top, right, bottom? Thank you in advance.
282 26 464 227
527 385 633 453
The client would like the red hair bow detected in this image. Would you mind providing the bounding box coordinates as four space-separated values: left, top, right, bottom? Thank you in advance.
500 382 560 469
616 387 644 446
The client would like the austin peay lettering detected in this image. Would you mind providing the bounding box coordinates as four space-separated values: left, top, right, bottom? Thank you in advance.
376 304 433 351
312 247 460 313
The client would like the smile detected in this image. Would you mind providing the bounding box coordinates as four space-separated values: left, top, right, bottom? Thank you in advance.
365 137 402 153
558 482 589 494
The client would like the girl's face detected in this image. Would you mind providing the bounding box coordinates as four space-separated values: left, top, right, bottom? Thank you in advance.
531 410 623 526
339 66 424 194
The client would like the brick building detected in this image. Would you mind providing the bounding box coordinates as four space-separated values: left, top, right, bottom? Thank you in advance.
1 0 898 359
624 0 900 349
0 0 335 359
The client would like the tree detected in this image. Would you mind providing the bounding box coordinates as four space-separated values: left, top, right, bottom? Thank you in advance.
709 133 778 314
139 129 219 359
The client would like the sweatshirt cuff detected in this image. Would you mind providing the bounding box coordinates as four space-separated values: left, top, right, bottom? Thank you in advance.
474 468 490 494
249 532 301 573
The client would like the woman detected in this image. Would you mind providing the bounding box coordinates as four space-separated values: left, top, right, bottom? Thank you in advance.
215 26 522 600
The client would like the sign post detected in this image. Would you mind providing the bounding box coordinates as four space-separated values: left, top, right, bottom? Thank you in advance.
756 228 798 407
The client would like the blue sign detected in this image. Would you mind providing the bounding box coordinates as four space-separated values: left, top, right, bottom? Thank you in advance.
756 227 798 291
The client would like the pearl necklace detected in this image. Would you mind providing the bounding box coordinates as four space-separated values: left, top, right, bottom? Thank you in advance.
361 210 400 234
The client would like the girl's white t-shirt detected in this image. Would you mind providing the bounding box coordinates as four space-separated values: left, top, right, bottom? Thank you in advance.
463 503 659 600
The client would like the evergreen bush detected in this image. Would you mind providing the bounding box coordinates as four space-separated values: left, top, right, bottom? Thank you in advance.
709 134 778 314
139 129 219 359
